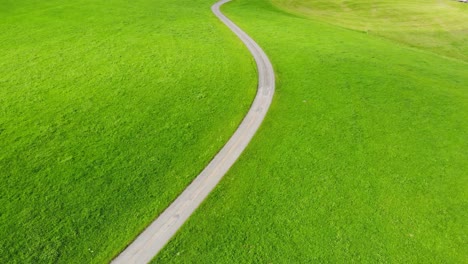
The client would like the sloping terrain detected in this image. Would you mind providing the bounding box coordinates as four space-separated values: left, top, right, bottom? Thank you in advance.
272 0 468 61
0 0 256 262
155 0 467 262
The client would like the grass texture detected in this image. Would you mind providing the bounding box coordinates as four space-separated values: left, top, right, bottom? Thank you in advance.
155 0 467 262
0 0 256 262
271 0 468 61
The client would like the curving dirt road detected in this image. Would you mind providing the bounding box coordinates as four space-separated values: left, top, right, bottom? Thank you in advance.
111 0 275 263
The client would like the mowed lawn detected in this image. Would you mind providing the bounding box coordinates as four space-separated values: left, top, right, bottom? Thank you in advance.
0 0 256 262
156 0 467 262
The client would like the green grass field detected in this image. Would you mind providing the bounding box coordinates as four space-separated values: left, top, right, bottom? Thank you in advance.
272 0 468 61
155 0 468 262
0 0 256 262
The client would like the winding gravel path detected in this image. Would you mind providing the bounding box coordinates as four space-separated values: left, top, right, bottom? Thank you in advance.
111 0 275 263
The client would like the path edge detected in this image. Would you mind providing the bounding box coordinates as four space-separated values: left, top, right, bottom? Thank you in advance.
111 1 275 263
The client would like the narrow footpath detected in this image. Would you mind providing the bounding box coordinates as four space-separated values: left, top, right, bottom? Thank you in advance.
112 0 275 262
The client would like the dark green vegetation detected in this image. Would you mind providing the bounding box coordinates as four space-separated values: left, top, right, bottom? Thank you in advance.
156 0 467 262
0 0 256 262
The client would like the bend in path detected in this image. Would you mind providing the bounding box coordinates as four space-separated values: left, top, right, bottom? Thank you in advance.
111 0 275 263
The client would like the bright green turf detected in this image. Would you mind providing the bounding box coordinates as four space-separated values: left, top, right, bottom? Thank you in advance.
155 0 468 262
271 0 468 61
0 0 256 262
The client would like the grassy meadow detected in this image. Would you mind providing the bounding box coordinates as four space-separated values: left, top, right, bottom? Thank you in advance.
272 0 468 61
155 0 468 262
0 0 256 262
